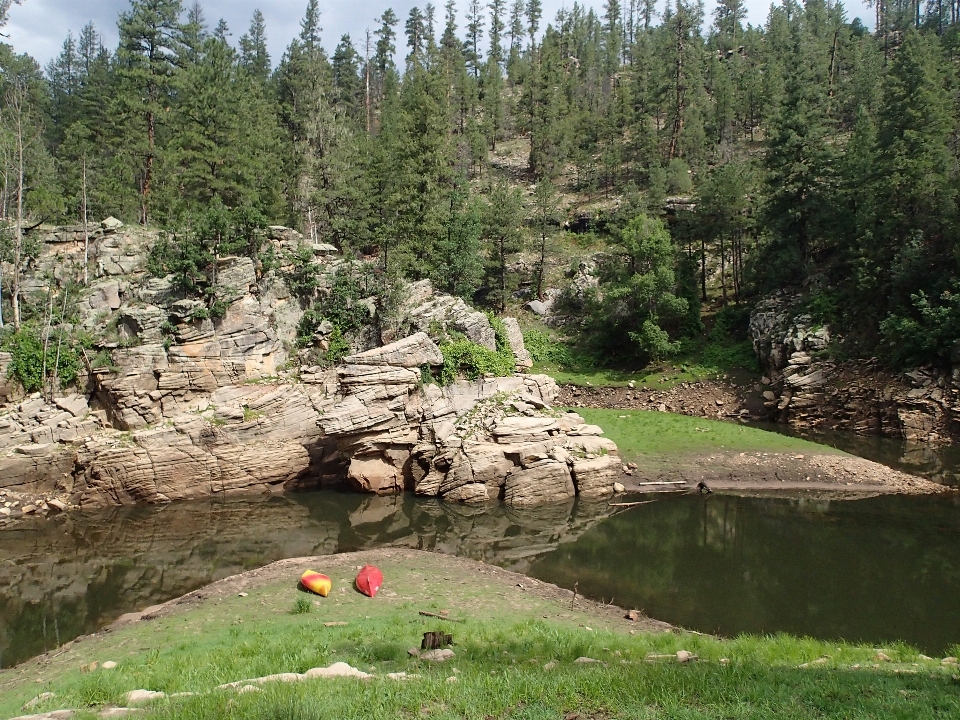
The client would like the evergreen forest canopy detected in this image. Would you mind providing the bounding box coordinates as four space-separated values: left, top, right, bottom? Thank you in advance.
1 0 960 370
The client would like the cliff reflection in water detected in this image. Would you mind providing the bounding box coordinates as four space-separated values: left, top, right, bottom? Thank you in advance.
0 492 613 668
529 493 960 655
5 490 960 668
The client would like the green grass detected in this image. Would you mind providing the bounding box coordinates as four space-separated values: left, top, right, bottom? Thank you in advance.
2 552 956 720
577 408 844 458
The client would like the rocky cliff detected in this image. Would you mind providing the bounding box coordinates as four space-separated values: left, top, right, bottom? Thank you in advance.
0 221 621 516
750 293 960 444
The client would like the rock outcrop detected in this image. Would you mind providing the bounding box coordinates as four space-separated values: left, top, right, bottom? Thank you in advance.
0 225 622 513
750 292 960 444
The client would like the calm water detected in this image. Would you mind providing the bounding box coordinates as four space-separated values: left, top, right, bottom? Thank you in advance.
2 489 960 668
753 422 960 487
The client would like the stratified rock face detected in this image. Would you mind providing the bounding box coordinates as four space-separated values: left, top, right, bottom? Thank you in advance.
749 292 958 444
0 226 620 511
345 332 443 368
399 279 497 350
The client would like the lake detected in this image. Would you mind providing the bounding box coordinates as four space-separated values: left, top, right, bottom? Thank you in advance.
2 488 959 668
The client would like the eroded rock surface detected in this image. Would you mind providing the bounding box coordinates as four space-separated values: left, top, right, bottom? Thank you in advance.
750 292 960 445
0 228 620 512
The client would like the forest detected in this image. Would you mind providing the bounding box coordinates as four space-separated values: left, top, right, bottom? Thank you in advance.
0 0 959 372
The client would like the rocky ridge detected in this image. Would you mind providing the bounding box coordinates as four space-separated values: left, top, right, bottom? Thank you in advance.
0 222 621 515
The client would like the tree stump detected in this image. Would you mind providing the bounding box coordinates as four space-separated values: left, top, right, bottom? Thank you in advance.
421 631 453 650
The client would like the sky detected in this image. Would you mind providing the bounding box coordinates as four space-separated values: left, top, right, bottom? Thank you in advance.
7 0 874 69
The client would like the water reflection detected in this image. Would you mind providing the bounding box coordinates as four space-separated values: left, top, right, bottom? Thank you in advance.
530 493 960 655
0 492 613 668
751 422 960 486
3 490 960 667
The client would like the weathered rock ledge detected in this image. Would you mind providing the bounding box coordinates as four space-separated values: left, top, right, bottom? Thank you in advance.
0 225 623 514
1 334 621 513
750 293 960 445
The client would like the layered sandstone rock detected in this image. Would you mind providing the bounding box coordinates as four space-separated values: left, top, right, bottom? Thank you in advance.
0 226 622 513
750 292 960 444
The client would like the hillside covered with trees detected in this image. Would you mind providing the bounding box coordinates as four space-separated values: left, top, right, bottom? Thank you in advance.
1 0 960 372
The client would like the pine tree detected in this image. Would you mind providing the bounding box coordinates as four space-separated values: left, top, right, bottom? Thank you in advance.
239 9 271 82
332 35 363 122
405 6 428 68
169 33 282 217
114 0 184 225
762 1 835 277
482 179 524 312
465 0 485 77
531 177 559 300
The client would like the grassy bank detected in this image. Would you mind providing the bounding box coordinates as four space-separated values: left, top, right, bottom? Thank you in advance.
2 550 956 720
577 408 841 458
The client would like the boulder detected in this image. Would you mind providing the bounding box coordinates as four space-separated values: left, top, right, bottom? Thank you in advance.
346 331 443 368
502 317 533 370
215 256 257 303
503 459 575 506
87 281 121 311
402 280 497 350
347 455 403 494
572 455 621 498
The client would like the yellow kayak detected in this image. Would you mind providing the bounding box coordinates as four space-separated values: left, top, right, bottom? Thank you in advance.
300 570 332 597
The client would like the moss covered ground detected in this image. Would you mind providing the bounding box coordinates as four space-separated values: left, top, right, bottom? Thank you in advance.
2 550 957 720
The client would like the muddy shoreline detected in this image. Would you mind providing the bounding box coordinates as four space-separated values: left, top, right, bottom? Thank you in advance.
617 450 946 498
558 383 950 497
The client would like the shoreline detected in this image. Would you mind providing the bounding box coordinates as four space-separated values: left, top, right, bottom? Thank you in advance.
619 450 949 498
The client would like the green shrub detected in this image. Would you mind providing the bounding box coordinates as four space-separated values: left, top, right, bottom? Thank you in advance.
710 305 753 343
523 329 578 367
291 597 312 614
296 265 379 348
667 158 693 194
431 314 517 385
700 340 760 371
436 339 514 385
3 328 81 393
322 328 351 366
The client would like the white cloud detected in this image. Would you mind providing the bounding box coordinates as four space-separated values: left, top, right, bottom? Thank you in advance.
6 0 873 68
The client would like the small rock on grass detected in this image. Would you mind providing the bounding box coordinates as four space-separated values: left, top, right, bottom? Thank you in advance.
419 649 455 662
874 651 892 662
22 692 56 710
676 651 698 664
124 690 165 706
543 661 557 670
446 676 458 683
574 657 599 664
101 661 118 670
304 663 370 679
99 709 141 718
942 657 958 666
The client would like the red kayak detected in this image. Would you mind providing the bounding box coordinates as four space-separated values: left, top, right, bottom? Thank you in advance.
355 565 384 597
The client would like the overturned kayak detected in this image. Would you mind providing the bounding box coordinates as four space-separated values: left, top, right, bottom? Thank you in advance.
355 565 384 598
300 570 332 597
